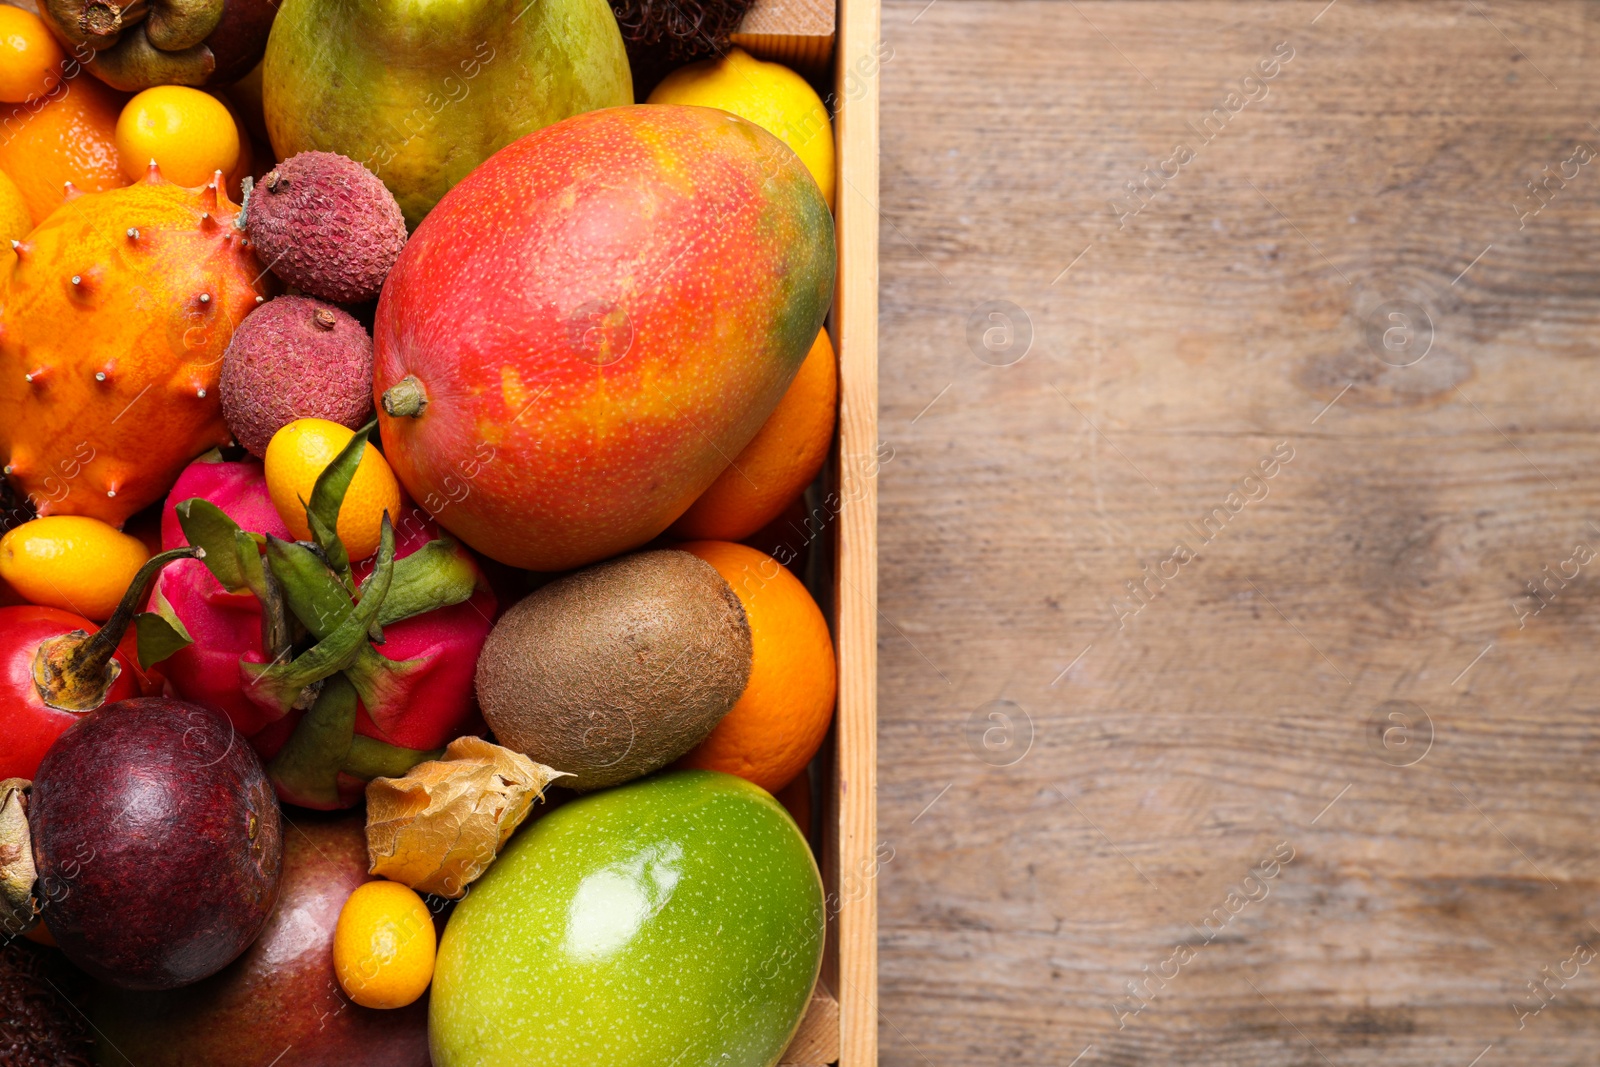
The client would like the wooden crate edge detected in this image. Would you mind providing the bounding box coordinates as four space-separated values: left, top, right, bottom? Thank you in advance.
830 0 880 1058
729 32 837 77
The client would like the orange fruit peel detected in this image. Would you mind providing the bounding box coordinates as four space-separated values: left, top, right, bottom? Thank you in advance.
0 515 150 621
265 418 401 562
0 7 65 106
675 540 836 793
333 880 436 1009
672 329 837 542
115 86 243 189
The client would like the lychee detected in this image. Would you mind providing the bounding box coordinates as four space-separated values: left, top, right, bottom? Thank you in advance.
220 296 374 457
243 152 407 304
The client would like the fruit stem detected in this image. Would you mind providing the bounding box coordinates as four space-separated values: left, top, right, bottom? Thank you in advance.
235 176 254 232
31 546 202 712
382 376 429 418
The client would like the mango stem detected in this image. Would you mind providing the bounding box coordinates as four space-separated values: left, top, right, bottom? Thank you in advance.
382 376 428 418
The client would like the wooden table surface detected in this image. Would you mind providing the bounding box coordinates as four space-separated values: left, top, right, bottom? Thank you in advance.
873 2 1600 1063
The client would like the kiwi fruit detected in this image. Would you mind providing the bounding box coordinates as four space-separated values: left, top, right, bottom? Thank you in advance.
475 549 752 791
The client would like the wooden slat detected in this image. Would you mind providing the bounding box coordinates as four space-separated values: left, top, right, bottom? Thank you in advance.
739 0 835 37
734 0 837 77
780 984 844 1065
729 32 837 77
831 0 880 1059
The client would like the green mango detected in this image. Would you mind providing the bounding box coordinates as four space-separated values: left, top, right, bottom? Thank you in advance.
430 771 825 1067
261 0 632 226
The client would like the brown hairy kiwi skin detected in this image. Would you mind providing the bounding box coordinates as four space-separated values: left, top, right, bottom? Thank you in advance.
475 549 753 791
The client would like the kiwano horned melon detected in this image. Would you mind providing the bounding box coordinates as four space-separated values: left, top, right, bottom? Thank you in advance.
0 167 271 526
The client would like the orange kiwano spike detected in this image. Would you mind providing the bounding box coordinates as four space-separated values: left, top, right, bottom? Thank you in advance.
674 540 836 793
0 176 271 526
0 73 129 225
671 330 837 542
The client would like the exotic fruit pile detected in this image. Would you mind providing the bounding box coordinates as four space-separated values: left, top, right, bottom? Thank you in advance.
0 0 845 1063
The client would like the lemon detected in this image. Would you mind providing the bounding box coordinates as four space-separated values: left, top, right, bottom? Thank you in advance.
648 47 835 211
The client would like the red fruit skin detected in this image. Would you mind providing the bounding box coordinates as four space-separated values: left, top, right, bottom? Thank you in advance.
32 698 283 990
154 460 293 737
158 458 292 549
373 104 835 572
152 458 496 779
0 606 141 781
92 813 430 1067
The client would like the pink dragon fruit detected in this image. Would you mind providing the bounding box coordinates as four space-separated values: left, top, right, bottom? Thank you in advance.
148 455 497 808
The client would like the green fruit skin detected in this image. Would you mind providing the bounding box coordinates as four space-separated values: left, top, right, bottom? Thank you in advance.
431 771 825 1067
261 0 632 226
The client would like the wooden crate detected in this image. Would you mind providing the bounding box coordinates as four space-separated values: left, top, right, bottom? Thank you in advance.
745 0 879 1062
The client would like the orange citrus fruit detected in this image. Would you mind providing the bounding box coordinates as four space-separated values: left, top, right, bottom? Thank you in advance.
676 540 835 793
672 330 837 541
0 7 65 105
333 880 436 1009
115 85 242 188
0 515 148 620
264 419 401 561
0 72 128 224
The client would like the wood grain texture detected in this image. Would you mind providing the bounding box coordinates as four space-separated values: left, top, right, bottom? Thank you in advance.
832 0 881 1060
731 32 837 76
781 984 845 1065
735 0 837 77
741 0 837 36
876 2 1600 1065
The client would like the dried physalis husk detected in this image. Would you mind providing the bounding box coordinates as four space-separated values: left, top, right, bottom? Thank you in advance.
366 737 567 898
0 778 38 936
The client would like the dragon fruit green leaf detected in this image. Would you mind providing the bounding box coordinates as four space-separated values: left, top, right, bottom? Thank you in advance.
267 672 359 810
267 535 357 640
304 419 377 585
371 538 479 627
176 498 249 591
134 609 193 669
242 516 397 715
